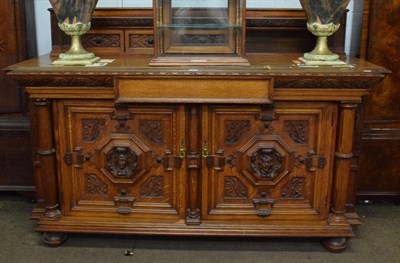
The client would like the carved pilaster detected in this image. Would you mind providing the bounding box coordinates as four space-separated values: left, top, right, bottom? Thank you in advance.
186 106 201 225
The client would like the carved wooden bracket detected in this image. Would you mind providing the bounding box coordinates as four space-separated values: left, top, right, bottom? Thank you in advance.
161 149 183 170
252 191 275 217
112 105 131 133
113 189 135 215
205 148 225 170
305 150 326 172
258 104 277 134
64 147 93 168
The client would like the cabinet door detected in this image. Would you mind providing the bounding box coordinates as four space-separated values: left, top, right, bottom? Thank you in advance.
202 103 336 222
56 100 185 220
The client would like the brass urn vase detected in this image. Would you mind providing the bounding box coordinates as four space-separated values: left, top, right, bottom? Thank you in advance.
298 0 350 65
49 0 100 65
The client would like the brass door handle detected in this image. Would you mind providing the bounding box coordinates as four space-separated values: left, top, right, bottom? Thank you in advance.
202 142 209 158
179 141 186 159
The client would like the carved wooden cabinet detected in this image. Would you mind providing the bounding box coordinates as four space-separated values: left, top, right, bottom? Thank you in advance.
6 54 387 252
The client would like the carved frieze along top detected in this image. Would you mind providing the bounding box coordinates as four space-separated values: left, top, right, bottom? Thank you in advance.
7 71 387 90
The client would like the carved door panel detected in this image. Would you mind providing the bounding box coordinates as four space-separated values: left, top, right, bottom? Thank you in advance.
201 103 336 221
56 100 185 220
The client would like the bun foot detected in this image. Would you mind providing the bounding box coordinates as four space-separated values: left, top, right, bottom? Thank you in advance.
42 232 68 247
321 237 349 253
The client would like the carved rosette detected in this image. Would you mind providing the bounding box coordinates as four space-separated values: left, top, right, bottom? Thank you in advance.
284 120 309 144
140 176 164 197
250 148 283 179
224 176 248 199
139 120 163 143
106 147 138 177
82 119 105 141
225 120 250 144
85 173 108 196
281 177 305 199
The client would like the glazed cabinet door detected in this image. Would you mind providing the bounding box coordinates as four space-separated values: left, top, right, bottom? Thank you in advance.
55 100 186 221
201 103 337 222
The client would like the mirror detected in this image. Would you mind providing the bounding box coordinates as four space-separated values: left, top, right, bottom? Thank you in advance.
150 0 248 65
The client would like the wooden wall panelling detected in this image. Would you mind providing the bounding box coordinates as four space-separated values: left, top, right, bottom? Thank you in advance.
0 0 37 194
0 0 24 113
358 0 400 201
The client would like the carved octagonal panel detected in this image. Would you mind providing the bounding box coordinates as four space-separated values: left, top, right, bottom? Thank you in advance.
95 133 152 183
237 134 295 186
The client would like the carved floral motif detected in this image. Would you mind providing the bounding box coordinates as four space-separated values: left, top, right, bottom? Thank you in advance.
140 176 163 197
250 148 283 179
139 120 163 143
85 173 108 196
224 176 248 199
284 120 309 144
82 34 120 48
225 120 250 144
82 119 105 141
106 147 138 177
129 34 153 48
281 177 305 199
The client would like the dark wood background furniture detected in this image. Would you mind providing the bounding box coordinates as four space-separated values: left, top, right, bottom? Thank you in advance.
358 0 400 202
0 0 36 194
49 8 346 57
6 54 388 251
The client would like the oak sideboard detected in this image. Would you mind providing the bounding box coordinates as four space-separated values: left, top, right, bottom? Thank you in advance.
6 54 388 252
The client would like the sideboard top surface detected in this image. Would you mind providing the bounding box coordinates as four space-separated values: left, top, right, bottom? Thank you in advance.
6 54 389 78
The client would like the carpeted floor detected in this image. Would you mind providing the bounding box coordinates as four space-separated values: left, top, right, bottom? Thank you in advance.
0 193 399 263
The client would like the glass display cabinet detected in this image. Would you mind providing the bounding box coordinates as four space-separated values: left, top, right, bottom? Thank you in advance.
150 0 249 65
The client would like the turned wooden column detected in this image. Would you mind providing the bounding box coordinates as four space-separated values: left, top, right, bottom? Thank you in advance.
33 99 60 219
330 103 358 223
186 106 201 225
323 102 358 253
